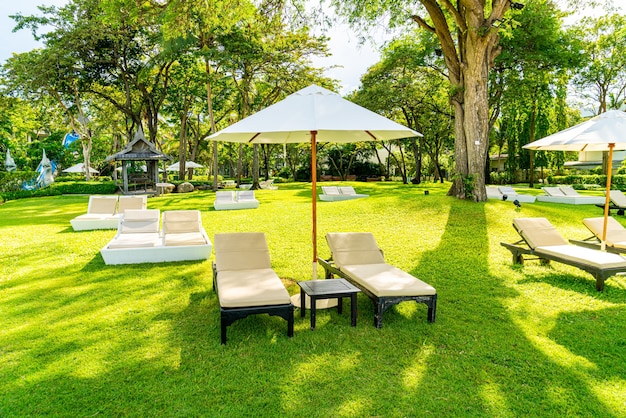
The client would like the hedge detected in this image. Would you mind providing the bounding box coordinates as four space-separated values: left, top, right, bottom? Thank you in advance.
547 174 626 190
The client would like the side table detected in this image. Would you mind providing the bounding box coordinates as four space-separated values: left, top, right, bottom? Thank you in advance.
297 278 361 330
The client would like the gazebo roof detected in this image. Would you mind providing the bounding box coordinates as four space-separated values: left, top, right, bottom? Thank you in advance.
106 128 172 162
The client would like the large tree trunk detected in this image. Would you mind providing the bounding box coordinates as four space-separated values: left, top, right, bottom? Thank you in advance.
415 0 508 202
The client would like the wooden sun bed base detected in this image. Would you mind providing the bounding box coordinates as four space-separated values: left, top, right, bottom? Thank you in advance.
318 258 437 328
212 264 294 345
500 241 621 291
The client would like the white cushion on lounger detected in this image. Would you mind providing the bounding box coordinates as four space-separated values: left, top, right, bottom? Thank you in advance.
162 210 207 246
341 263 436 297
583 217 626 248
119 209 160 233
164 232 206 246
535 244 626 269
326 232 385 267
512 217 568 249
107 233 161 248
216 268 291 308
88 195 118 214
214 232 272 271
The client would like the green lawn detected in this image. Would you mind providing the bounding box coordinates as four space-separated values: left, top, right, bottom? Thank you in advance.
1 182 624 417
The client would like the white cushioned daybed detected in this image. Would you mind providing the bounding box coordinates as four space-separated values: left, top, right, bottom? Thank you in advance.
319 186 369 202
70 195 147 231
100 209 212 265
536 186 604 205
319 232 437 328
213 190 260 210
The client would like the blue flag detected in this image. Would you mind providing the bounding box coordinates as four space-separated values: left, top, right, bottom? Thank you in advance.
62 131 80 148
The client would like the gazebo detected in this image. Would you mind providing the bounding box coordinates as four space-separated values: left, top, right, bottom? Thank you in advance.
106 128 172 194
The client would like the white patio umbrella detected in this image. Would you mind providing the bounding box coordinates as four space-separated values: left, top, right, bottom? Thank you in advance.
62 163 99 174
208 84 421 280
166 161 203 171
523 109 626 249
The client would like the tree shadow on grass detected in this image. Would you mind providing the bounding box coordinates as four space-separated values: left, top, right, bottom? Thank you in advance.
549 306 626 379
392 202 620 416
166 201 624 416
515 267 626 297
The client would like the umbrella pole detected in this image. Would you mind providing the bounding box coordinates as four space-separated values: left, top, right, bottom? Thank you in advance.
311 131 318 280
602 143 615 251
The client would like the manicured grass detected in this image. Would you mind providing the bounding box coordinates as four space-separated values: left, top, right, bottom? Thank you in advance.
1 182 625 417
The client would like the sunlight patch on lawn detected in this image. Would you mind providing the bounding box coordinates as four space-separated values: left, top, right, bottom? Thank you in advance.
400 343 434 390
480 382 512 418
589 377 626 414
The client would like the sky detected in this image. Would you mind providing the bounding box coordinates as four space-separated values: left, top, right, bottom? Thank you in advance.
0 0 383 95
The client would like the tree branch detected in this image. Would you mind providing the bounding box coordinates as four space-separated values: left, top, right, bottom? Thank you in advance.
441 0 467 32
410 15 435 33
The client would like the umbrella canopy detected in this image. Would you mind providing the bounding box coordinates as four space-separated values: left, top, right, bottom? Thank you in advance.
524 109 626 248
62 163 99 174
208 84 421 278
166 161 203 171
5 149 16 172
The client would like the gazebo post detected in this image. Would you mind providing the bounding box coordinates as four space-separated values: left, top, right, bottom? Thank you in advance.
122 161 129 194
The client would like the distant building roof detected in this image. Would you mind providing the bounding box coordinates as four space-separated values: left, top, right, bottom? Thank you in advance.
106 128 172 162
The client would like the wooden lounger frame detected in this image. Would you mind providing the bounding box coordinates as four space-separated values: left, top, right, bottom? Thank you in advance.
318 258 437 328
501 238 623 292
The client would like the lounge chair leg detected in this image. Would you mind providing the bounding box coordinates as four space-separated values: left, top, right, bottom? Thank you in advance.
374 301 384 328
287 309 294 338
221 317 228 345
513 252 524 265
595 276 605 292
427 295 437 323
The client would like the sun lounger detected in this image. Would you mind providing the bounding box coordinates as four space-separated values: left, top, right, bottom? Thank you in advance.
162 210 210 247
70 195 149 231
259 179 278 190
497 186 536 203
486 186 505 200
500 217 626 291
537 186 604 205
319 232 436 328
596 189 626 216
237 190 260 206
213 190 260 210
70 195 121 231
117 195 147 213
319 186 368 201
104 209 161 250
100 209 212 265
212 232 294 344
571 216 626 254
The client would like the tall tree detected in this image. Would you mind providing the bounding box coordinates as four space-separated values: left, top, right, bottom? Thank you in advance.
333 0 526 200
11 0 176 145
353 34 453 184
570 14 626 113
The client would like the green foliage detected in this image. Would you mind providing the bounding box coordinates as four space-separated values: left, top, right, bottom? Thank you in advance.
570 13 626 112
50 181 118 195
546 174 626 190
462 174 476 199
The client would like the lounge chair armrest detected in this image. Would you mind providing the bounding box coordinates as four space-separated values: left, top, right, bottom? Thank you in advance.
500 241 534 264
318 258 344 280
